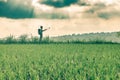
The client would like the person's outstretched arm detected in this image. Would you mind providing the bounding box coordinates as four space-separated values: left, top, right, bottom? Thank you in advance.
43 27 50 31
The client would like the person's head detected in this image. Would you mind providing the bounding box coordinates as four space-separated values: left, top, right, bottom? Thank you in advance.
40 26 43 29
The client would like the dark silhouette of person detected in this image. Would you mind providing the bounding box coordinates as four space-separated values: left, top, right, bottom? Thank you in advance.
38 26 50 42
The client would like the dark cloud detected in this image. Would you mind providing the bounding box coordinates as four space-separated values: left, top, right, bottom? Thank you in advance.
0 0 34 19
40 0 79 8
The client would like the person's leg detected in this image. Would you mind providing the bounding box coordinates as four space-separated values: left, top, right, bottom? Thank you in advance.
39 35 42 43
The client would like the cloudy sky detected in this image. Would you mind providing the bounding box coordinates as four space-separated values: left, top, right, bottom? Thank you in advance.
0 0 120 38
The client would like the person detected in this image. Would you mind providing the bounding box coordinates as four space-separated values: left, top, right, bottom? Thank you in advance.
38 26 50 42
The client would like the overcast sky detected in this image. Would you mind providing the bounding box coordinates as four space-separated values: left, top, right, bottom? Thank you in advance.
0 0 120 38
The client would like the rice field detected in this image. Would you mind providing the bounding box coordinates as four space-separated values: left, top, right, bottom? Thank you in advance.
0 44 120 80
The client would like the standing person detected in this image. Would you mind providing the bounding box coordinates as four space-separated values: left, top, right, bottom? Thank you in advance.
38 26 50 42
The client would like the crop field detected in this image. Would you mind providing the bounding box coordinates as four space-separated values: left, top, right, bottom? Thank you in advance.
0 44 120 80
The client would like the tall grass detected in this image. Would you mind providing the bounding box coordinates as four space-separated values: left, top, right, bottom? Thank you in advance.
0 35 52 44
0 44 120 79
3 35 17 44
0 34 117 44
18 34 28 44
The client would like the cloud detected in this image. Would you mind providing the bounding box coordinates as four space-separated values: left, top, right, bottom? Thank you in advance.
1 0 120 19
0 0 34 19
40 0 78 8
84 2 120 20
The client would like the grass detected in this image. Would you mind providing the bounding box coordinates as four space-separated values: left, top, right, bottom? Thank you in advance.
0 44 120 79
0 35 118 44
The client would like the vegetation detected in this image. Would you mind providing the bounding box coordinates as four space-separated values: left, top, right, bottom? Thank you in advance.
52 32 120 44
0 32 119 79
0 32 120 44
0 44 120 79
117 31 120 37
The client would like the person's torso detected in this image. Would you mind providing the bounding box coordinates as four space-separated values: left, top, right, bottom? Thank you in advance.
38 29 43 35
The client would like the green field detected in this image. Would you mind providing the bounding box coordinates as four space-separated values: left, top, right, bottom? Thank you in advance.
0 44 120 80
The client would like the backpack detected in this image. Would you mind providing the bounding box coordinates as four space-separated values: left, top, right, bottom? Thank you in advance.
38 29 42 35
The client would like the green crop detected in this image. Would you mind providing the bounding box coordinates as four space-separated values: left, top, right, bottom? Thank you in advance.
0 44 120 80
